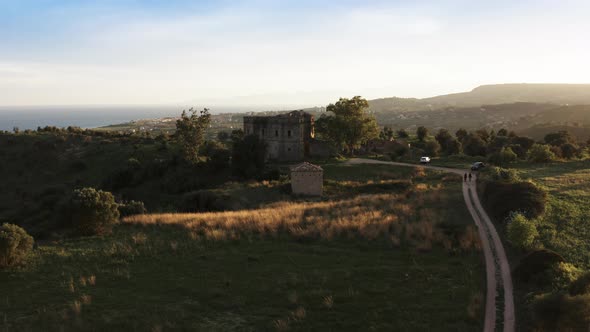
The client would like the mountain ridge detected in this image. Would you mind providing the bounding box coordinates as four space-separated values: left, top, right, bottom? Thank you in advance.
367 83 590 113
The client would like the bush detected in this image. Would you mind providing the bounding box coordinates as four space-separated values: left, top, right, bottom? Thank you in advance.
514 249 565 283
560 143 579 159
70 188 120 235
0 223 34 268
547 262 583 291
488 147 517 166
570 272 590 296
483 180 547 222
528 144 556 163
232 135 267 179
506 213 538 250
532 292 590 331
488 167 521 182
118 200 147 217
179 190 234 212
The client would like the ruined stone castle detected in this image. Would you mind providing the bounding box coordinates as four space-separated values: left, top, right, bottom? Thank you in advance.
243 111 314 162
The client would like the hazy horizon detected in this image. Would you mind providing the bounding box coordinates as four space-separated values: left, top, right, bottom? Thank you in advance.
2 1 590 107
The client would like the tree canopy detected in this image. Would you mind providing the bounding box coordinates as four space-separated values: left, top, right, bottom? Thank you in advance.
316 96 378 154
175 108 211 163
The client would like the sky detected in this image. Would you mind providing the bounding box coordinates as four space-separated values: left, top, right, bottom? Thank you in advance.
1 0 590 108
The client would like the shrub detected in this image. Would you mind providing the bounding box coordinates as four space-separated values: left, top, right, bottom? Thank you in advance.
532 292 590 331
207 146 231 170
488 167 521 182
514 249 565 283
0 223 34 268
528 144 556 163
118 200 147 217
388 143 410 160
232 134 267 179
506 213 538 250
570 272 590 296
483 180 547 222
488 147 517 166
70 188 120 235
560 143 579 159
550 262 583 290
179 190 234 213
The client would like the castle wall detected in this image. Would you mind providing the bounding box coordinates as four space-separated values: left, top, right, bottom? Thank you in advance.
243 111 313 162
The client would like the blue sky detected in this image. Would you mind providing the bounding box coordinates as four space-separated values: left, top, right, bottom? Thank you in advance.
1 0 589 107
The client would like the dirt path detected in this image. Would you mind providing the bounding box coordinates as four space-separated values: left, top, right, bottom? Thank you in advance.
346 158 515 332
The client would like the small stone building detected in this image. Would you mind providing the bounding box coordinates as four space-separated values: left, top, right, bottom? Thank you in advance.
290 162 323 196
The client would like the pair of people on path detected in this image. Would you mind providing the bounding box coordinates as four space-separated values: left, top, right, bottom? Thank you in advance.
464 173 472 182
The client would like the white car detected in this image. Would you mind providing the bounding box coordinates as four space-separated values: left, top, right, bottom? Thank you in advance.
420 156 431 164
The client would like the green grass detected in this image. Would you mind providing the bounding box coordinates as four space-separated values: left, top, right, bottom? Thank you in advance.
0 163 484 331
511 159 590 269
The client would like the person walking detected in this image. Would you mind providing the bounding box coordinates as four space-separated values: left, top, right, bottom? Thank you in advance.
464 173 467 182
469 172 472 182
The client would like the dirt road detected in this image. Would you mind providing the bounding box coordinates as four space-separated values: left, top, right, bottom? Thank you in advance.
346 158 515 332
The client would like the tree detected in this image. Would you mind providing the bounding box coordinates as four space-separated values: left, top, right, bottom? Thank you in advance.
455 128 468 143
396 129 409 139
446 138 462 155
435 129 453 152
217 131 230 142
70 188 120 235
544 130 574 146
0 223 34 268
560 143 579 159
232 134 267 178
488 147 517 166
528 144 556 163
201 140 231 170
175 108 211 163
463 133 488 157
416 126 428 142
497 128 509 137
511 136 535 153
424 140 441 157
379 126 394 141
475 129 491 143
317 97 379 154
507 213 538 250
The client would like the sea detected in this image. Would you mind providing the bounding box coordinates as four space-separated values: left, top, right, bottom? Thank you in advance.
0 105 255 131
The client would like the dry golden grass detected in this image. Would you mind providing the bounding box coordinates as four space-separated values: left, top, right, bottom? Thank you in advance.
290 306 306 321
273 318 289 332
123 191 481 252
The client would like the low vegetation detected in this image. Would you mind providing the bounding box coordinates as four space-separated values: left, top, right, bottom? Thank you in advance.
69 188 120 236
0 163 485 331
477 158 590 330
0 223 34 268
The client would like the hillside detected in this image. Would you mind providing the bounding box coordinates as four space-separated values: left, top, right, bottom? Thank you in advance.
368 84 590 113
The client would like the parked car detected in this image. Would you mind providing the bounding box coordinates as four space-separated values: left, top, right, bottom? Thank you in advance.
420 156 431 164
471 162 485 170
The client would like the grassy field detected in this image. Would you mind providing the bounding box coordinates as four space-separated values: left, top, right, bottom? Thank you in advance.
0 164 484 331
511 159 590 269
